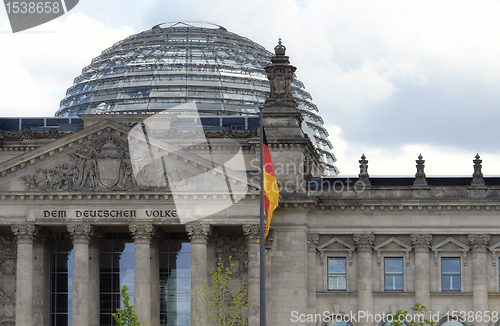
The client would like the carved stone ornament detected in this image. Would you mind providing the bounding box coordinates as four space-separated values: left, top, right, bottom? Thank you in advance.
353 234 375 252
185 224 211 244
471 154 485 186
306 233 319 252
414 154 428 186
243 224 260 241
67 224 94 242
0 128 66 141
468 234 490 251
129 224 156 242
0 235 16 324
21 135 136 191
410 234 432 251
215 235 248 276
11 224 39 242
265 39 297 100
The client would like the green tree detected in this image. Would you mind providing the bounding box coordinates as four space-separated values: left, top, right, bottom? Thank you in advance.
392 303 435 326
112 284 144 326
191 256 249 326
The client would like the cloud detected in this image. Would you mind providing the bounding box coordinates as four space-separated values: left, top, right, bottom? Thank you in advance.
3 0 500 176
0 12 134 117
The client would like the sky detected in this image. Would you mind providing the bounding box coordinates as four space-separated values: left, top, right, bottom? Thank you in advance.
1 0 500 176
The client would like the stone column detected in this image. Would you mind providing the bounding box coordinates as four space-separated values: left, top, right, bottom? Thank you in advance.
11 224 39 326
89 229 103 326
151 230 162 326
68 224 94 326
130 224 156 326
469 234 490 326
354 234 375 326
186 223 211 325
243 224 260 326
411 234 432 308
33 229 51 326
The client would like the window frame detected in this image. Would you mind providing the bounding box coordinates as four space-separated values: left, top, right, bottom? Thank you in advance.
327 257 347 291
441 257 461 292
384 257 404 291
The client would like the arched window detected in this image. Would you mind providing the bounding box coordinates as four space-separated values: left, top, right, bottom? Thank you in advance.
438 319 467 326
325 321 351 326
324 315 352 326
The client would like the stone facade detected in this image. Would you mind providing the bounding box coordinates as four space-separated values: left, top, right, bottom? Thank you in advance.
0 42 499 326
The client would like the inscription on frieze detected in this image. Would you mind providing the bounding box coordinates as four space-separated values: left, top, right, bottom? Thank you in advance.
29 208 178 221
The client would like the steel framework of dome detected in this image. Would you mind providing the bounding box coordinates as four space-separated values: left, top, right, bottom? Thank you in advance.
56 20 338 175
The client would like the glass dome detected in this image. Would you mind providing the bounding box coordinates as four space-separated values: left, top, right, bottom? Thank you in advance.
56 20 338 175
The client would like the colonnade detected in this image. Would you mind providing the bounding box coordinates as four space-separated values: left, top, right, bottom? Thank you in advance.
10 223 262 326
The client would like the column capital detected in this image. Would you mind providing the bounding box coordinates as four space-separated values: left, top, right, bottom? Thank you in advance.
90 229 104 246
186 223 211 244
34 228 51 245
411 234 432 251
129 224 156 243
151 229 163 247
468 234 490 251
11 224 39 243
265 230 275 250
67 224 94 243
353 234 375 252
306 233 319 252
243 224 260 241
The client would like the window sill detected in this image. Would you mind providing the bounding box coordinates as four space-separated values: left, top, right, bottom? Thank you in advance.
430 292 472 296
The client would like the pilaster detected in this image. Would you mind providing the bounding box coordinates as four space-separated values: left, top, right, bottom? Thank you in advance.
67 224 94 326
306 233 319 326
130 224 156 326
186 223 211 325
243 224 260 326
354 234 375 326
33 228 51 326
151 229 163 326
11 224 38 326
469 234 489 326
89 229 103 326
411 234 432 307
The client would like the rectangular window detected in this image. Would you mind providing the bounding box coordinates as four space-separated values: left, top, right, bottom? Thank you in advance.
160 233 192 326
50 233 73 326
442 257 461 291
384 257 404 291
328 257 347 291
100 233 134 326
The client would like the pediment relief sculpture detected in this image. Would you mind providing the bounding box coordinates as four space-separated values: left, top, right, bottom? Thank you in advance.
21 135 137 191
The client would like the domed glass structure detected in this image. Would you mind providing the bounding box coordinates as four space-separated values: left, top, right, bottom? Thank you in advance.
56 20 338 175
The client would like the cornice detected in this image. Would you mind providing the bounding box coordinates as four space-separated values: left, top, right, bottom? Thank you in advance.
0 190 260 201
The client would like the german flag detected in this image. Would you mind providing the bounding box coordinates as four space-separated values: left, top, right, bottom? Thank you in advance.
262 128 279 239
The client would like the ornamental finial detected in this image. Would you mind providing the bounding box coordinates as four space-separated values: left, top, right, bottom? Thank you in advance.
274 38 286 56
414 154 427 186
471 153 485 186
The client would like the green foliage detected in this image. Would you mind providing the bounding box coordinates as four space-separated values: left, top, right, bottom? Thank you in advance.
191 256 249 326
112 284 144 326
392 303 435 326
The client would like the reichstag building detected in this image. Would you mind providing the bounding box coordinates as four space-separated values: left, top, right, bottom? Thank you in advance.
0 20 499 326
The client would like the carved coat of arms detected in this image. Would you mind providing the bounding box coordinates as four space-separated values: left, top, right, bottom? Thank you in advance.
21 135 137 191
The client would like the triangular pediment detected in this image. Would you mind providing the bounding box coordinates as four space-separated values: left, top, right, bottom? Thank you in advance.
318 237 355 252
374 237 412 252
431 237 469 253
0 119 253 193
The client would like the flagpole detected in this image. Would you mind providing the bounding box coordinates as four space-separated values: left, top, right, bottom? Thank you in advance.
259 106 266 326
